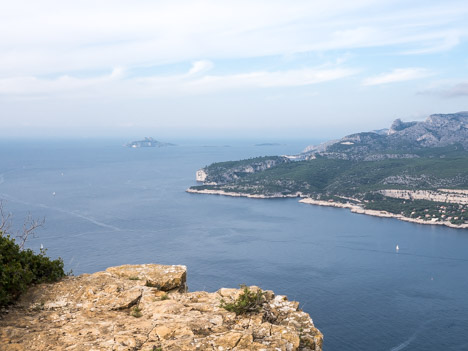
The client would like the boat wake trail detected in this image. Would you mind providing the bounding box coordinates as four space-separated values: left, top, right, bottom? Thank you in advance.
390 319 435 351
390 334 416 351
0 193 121 231
40 204 121 231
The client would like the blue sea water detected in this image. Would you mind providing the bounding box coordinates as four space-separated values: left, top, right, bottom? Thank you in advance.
0 139 467 351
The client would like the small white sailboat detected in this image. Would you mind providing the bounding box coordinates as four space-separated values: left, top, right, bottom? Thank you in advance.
52 192 56 196
396 244 399 252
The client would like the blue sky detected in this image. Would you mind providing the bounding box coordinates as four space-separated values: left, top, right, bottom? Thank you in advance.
1 0 468 139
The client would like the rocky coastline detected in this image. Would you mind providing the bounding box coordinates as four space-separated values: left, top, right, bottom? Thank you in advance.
186 188 302 199
0 264 323 351
187 188 468 229
298 198 468 229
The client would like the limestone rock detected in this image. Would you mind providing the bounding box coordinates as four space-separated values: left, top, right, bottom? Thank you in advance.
0 264 323 351
106 264 187 291
378 189 468 205
303 111 468 159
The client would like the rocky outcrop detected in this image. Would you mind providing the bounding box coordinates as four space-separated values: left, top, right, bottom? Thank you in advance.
0 264 323 351
199 157 290 185
388 119 418 134
196 169 208 182
388 112 468 148
378 189 468 205
299 198 468 229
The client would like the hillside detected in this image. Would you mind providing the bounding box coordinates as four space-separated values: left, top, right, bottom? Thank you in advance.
302 112 468 160
188 112 468 228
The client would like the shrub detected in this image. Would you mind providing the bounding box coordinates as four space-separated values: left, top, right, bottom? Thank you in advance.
220 285 265 315
145 280 159 287
130 306 142 318
0 233 65 307
160 293 169 300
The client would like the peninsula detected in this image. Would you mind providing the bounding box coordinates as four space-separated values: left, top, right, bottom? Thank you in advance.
188 112 468 229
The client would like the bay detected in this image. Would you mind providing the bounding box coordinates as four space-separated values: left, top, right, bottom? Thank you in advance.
0 139 467 350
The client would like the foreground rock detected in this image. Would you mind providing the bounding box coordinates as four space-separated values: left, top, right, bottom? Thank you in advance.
0 264 323 351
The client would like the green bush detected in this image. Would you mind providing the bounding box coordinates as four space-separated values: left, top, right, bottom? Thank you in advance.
130 306 142 318
220 285 265 315
0 233 65 307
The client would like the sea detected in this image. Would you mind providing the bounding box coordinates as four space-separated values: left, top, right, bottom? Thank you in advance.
0 139 467 351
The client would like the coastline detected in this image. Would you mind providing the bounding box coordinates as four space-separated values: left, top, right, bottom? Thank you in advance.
298 198 468 229
186 188 302 199
187 188 468 230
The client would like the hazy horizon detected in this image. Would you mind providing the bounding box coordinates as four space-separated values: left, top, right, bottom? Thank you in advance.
0 125 374 141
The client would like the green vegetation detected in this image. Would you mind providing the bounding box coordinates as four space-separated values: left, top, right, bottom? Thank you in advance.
160 293 169 300
31 301 45 311
128 276 140 281
204 156 284 173
145 281 160 288
194 152 468 196
0 233 65 307
191 147 468 226
130 306 142 318
364 197 466 224
202 156 289 184
220 285 265 315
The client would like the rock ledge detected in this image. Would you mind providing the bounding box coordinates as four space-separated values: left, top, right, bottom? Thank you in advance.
0 264 322 351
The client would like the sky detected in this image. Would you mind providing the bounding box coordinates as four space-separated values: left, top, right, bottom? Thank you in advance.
1 0 468 139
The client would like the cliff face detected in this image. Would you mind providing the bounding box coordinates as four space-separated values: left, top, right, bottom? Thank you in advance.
378 189 468 204
388 112 468 148
199 156 291 185
196 169 208 182
0 264 323 351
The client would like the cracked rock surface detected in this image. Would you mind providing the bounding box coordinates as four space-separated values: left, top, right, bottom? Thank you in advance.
0 264 322 351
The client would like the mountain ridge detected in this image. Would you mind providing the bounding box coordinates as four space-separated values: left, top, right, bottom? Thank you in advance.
301 112 468 160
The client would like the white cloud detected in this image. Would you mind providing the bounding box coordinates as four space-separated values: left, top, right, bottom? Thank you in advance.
443 82 468 97
110 67 126 79
400 30 461 55
185 67 356 92
188 60 214 75
418 80 468 97
0 72 121 95
362 68 432 86
442 82 468 97
1 0 468 136
0 64 356 98
0 0 467 77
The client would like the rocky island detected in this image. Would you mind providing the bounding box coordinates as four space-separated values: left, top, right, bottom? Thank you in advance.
0 264 323 351
126 137 176 148
188 112 468 229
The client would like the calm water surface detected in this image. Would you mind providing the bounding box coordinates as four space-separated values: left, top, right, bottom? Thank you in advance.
0 139 467 351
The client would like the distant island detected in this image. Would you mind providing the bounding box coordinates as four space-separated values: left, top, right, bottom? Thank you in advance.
188 112 468 229
125 137 176 148
255 143 282 146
